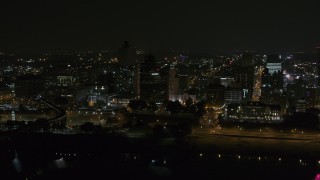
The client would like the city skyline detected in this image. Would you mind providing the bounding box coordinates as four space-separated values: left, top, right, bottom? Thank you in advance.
1 2 320 176
1 1 320 54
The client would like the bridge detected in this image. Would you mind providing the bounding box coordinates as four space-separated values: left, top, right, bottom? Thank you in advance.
38 99 66 128
0 99 66 138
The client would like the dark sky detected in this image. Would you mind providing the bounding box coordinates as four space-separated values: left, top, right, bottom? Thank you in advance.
1 0 320 53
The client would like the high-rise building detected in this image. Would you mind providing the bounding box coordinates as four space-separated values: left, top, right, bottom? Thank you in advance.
57 76 75 87
15 74 44 98
234 53 254 102
261 72 283 103
266 55 282 74
240 52 253 68
140 54 167 102
116 42 140 96
235 68 255 102
317 46 320 87
206 83 225 107
220 77 235 87
296 99 306 112
224 87 242 105
168 65 194 103
103 64 139 96
305 87 317 108
261 56 284 105
252 66 264 101
118 41 138 65
168 67 180 100
286 78 305 113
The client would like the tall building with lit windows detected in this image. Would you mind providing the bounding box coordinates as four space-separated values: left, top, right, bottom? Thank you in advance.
118 41 138 65
317 46 320 107
116 41 140 96
206 83 225 107
168 67 180 99
234 53 254 102
224 87 242 105
240 52 253 68
252 66 264 101
317 46 320 87
266 55 282 74
140 54 167 102
15 74 44 98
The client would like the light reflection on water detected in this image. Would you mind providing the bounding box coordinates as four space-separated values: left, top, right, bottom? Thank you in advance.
12 151 22 173
12 157 22 173
4 150 320 179
54 158 67 169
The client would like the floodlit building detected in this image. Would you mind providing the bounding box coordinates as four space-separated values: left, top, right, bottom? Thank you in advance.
266 55 282 74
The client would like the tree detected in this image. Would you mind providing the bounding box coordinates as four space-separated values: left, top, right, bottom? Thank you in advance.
35 118 49 131
284 112 319 128
166 100 183 114
153 124 165 137
185 97 194 108
128 100 147 111
167 122 192 137
193 101 206 118
80 122 95 132
54 97 68 106
178 122 192 136
147 101 158 112
19 104 26 112
97 72 115 93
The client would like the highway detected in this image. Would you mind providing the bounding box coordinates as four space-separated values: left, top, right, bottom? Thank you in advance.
0 99 66 137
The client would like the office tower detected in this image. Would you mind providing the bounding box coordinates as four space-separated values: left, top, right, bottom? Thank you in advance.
266 55 282 74
234 52 254 102
305 87 317 108
118 41 138 65
224 87 242 105
220 77 235 87
240 52 253 68
261 55 284 104
168 67 180 100
15 74 44 98
252 66 264 101
206 83 225 108
116 42 140 96
317 46 320 87
140 54 167 102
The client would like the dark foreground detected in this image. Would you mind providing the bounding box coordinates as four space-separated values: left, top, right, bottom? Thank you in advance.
0 133 319 180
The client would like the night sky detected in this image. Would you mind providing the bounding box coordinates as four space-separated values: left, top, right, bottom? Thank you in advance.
1 0 320 53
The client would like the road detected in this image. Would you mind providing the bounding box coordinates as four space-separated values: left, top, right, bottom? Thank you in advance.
192 126 320 140
189 126 320 159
